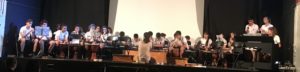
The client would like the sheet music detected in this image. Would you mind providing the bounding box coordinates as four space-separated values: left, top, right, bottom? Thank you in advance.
35 26 50 36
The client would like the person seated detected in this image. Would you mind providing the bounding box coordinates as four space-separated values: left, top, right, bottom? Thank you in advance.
84 24 98 59
101 26 112 42
195 32 212 51
169 31 185 58
213 33 227 66
53 24 69 58
70 25 85 41
117 31 131 48
18 19 35 57
132 33 141 49
33 19 53 57
225 32 235 53
245 18 259 34
161 33 170 48
194 32 213 65
260 16 274 35
153 33 164 50
69 25 85 59
184 35 195 50
93 26 103 44
221 32 236 68
215 33 227 50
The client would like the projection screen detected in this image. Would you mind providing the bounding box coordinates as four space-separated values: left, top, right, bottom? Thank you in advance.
0 0 7 58
109 0 204 39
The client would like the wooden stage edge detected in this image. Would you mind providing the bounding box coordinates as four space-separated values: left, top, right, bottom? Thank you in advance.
5 57 260 72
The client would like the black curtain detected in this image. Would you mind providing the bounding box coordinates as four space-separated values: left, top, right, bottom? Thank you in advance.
40 0 109 32
204 0 296 63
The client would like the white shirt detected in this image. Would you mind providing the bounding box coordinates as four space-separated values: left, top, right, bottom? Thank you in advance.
84 31 95 42
19 26 34 40
260 24 274 34
153 38 164 47
101 33 112 42
199 38 212 46
183 39 195 49
273 35 280 44
245 24 259 34
132 38 141 47
216 38 227 46
138 41 152 63
55 30 69 41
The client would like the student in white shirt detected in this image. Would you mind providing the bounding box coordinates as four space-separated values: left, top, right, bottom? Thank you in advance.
245 18 259 34
267 27 282 65
84 24 96 59
184 35 195 50
138 32 152 63
18 19 35 56
52 25 69 58
132 33 141 48
84 24 96 43
153 33 164 50
55 25 69 45
169 31 185 58
260 17 274 34
33 19 53 57
101 27 112 42
267 27 281 48
196 32 212 51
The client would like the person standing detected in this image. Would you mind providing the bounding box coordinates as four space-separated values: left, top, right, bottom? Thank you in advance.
138 32 152 63
245 18 259 34
260 17 274 34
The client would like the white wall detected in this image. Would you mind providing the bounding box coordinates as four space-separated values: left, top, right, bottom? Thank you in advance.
294 3 300 72
109 0 204 39
0 0 7 57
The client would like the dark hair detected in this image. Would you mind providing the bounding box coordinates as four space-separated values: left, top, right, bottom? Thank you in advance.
264 16 271 23
56 24 61 30
185 35 190 40
39 19 48 25
203 32 209 36
156 32 161 38
269 27 278 35
248 18 254 20
26 19 33 23
148 31 153 36
60 24 67 30
161 33 166 37
143 32 151 43
133 33 139 38
74 25 82 31
175 30 181 35
120 31 125 37
88 24 96 30
107 27 112 33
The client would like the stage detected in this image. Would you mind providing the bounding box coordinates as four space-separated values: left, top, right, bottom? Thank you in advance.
5 57 259 72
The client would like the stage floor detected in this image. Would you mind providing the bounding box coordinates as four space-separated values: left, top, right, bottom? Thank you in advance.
4 57 260 72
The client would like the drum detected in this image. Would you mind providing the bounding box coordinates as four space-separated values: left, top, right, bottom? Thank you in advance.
183 49 197 63
172 47 181 57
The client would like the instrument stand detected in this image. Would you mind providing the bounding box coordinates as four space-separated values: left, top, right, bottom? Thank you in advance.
249 62 258 71
232 52 241 68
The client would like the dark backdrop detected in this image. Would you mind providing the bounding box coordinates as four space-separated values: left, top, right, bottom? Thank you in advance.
40 0 109 32
4 0 42 56
3 0 110 56
203 0 296 63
